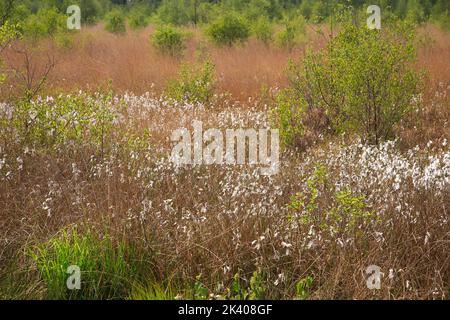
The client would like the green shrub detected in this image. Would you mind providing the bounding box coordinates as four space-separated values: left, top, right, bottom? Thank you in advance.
275 20 420 146
128 7 149 30
406 0 426 23
105 9 126 34
270 88 306 148
0 21 20 84
245 0 278 21
295 276 314 300
54 32 75 50
166 60 215 104
222 271 266 300
151 25 187 57
23 8 67 41
156 0 191 25
430 0 450 30
187 271 267 300
29 228 146 299
252 16 273 45
206 12 250 46
11 92 118 152
274 14 307 50
288 164 378 237
78 0 104 24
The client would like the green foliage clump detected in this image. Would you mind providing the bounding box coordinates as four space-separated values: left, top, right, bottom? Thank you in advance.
274 21 420 146
29 228 146 299
78 0 105 24
430 0 450 30
295 276 314 300
206 12 250 46
166 59 216 104
192 270 266 300
156 0 191 25
270 88 306 149
405 0 426 23
275 14 307 50
244 0 280 21
151 25 187 57
0 21 20 84
128 6 149 30
10 92 118 153
288 164 378 237
129 283 179 300
105 9 126 34
224 271 266 300
23 8 67 41
252 16 273 45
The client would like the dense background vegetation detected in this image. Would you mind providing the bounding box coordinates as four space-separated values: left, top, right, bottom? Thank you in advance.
2 0 450 31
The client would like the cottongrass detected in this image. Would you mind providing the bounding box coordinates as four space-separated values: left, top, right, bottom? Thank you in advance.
0 91 448 299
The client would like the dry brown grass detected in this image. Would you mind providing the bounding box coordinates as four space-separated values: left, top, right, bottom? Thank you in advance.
2 24 449 103
1 23 312 101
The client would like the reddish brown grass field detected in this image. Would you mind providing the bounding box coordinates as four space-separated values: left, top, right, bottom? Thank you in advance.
2 24 449 102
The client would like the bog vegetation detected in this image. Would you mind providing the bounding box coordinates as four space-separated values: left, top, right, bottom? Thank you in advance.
0 0 449 300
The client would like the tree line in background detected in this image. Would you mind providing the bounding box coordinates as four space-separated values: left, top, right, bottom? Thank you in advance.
1 0 450 30
0 0 447 56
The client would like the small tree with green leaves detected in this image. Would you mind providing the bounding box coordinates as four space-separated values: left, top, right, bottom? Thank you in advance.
151 25 187 57
0 21 20 84
166 59 215 104
157 0 190 26
276 21 420 146
105 9 126 34
23 8 67 41
206 12 250 46
128 8 149 30
275 13 307 51
252 16 273 45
